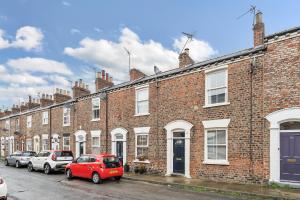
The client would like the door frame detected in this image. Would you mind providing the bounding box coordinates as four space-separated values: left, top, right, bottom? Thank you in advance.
266 107 300 185
111 128 127 165
164 120 193 178
75 130 87 158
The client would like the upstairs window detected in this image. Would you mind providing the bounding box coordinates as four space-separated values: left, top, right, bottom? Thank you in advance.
27 116 32 128
5 120 10 130
42 111 49 125
63 107 70 126
92 98 100 121
205 67 228 106
135 86 149 115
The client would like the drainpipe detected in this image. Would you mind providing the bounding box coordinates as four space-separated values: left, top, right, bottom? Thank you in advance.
49 107 52 150
105 91 109 153
155 75 160 158
250 57 256 178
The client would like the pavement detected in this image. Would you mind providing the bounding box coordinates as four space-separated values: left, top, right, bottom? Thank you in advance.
0 163 249 200
123 173 300 200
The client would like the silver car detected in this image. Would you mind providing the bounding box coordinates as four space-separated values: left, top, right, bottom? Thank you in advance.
4 151 37 168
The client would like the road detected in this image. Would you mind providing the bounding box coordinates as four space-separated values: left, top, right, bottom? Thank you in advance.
0 163 244 200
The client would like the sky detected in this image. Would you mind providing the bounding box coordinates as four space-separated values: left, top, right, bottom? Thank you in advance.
0 0 300 108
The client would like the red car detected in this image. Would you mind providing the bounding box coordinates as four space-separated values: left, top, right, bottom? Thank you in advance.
65 154 123 184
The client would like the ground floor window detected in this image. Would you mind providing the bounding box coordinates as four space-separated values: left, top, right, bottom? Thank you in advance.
136 133 149 161
91 130 101 154
205 129 227 161
63 136 70 151
26 139 32 151
42 139 48 150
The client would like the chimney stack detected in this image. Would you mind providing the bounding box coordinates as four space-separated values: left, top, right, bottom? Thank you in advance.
54 88 72 103
72 79 91 98
178 48 194 68
130 68 146 81
95 69 114 92
27 95 40 109
253 10 265 47
40 93 54 107
11 104 20 114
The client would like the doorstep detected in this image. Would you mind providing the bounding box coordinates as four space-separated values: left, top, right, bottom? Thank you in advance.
123 173 300 200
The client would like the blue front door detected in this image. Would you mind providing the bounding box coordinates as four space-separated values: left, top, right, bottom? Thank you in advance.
280 132 300 182
173 139 185 174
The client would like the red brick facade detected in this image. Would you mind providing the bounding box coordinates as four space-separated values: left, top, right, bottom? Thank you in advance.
1 13 300 185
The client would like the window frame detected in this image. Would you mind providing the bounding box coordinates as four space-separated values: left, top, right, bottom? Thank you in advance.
135 133 149 161
42 111 49 125
16 118 20 131
63 107 71 126
204 65 229 108
135 85 149 116
5 120 10 130
204 128 229 165
62 136 70 151
27 115 32 128
91 130 101 154
91 98 100 121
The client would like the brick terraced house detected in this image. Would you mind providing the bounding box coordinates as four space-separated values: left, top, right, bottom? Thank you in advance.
1 12 300 186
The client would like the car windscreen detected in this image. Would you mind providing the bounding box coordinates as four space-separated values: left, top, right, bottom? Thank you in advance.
22 152 36 157
103 156 120 168
55 151 73 157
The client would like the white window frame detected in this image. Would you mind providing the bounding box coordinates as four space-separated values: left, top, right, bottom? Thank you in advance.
42 134 49 150
63 107 71 126
26 139 32 151
63 136 70 151
204 65 229 108
202 119 230 165
27 115 32 128
91 130 101 154
135 85 149 116
134 127 150 163
91 98 100 121
42 111 49 125
5 120 10 130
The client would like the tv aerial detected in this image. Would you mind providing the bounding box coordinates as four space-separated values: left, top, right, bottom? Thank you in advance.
180 32 194 54
237 5 257 26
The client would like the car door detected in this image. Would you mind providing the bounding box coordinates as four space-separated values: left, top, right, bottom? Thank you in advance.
7 154 15 165
75 156 90 178
33 152 43 169
71 156 83 177
39 152 50 169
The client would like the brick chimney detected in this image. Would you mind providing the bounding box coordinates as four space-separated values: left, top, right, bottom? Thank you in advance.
179 48 194 68
95 70 114 92
253 10 265 47
40 94 54 107
130 68 146 81
11 105 20 114
54 88 72 103
27 95 40 109
72 79 91 98
0 110 4 118
4 109 12 116
20 102 28 112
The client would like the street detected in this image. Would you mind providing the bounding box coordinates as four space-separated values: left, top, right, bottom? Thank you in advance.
0 163 242 200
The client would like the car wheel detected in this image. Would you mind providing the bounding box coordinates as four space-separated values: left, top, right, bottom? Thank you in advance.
16 161 20 168
4 159 9 166
44 164 51 175
115 176 122 181
92 172 102 184
66 169 72 180
28 162 33 172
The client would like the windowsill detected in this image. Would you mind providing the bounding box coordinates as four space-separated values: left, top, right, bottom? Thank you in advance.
203 160 229 165
133 159 150 164
91 119 100 122
42 123 48 125
203 102 230 108
63 124 70 127
134 113 150 117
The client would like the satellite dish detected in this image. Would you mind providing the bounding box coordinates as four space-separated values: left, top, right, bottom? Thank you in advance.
154 66 162 75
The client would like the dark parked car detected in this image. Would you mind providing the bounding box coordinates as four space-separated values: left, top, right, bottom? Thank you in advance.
4 151 37 168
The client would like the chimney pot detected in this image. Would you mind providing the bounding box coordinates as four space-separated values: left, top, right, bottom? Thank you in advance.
102 70 105 79
184 48 190 55
106 73 109 81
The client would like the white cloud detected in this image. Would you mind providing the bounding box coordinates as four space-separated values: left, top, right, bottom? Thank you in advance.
64 27 217 82
0 26 44 51
48 74 70 87
94 28 103 33
7 57 73 76
62 1 71 6
70 28 81 35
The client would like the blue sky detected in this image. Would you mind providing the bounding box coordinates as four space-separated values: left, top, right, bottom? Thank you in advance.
0 0 300 108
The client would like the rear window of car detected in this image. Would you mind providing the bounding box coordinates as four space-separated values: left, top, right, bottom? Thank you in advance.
103 156 120 168
22 152 36 156
55 151 73 157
